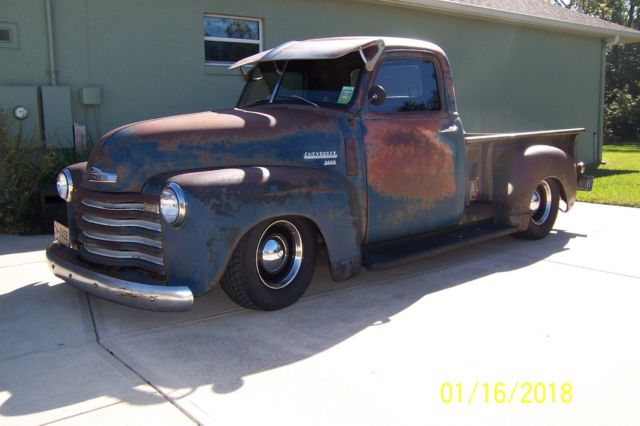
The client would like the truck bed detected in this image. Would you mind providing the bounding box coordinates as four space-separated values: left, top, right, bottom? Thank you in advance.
465 128 585 150
463 128 585 204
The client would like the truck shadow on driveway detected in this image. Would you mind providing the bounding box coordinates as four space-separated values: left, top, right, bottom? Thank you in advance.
0 230 584 417
0 234 51 256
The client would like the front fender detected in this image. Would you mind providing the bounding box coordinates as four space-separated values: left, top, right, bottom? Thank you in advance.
65 162 87 246
493 145 577 229
158 166 363 295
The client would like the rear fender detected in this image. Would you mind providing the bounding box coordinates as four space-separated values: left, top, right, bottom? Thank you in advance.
493 145 577 230
158 167 363 295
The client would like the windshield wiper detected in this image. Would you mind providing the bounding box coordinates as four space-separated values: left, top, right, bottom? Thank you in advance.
240 99 271 108
290 95 319 107
276 95 319 107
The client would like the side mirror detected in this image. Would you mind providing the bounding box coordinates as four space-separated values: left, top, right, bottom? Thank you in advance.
368 85 386 106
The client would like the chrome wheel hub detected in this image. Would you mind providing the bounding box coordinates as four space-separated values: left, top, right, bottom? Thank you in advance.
260 235 287 274
530 181 552 225
530 191 541 212
255 220 303 290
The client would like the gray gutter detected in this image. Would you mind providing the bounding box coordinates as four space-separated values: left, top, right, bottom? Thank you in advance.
44 0 57 85
595 35 621 164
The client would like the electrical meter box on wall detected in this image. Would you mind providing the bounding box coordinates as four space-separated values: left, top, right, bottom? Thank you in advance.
81 87 102 105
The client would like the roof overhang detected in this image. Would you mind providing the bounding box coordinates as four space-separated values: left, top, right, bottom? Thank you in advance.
359 0 640 44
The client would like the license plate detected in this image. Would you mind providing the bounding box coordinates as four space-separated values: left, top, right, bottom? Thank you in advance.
577 175 593 191
54 221 70 247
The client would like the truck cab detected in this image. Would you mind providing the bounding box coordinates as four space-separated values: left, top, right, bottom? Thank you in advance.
47 37 589 312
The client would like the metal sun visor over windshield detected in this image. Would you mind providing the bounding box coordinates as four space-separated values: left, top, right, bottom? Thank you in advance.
229 37 385 70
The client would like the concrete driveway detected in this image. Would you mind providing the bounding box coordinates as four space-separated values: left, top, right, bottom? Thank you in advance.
1 202 639 425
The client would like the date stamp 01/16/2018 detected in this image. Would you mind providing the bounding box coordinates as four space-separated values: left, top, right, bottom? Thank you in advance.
440 382 573 405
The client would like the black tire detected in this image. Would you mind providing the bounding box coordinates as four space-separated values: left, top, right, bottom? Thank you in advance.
220 217 317 311
513 179 560 240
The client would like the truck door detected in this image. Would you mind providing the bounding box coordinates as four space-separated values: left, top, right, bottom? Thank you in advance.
361 52 466 243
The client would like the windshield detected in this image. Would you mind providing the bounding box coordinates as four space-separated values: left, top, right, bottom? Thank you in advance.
237 51 364 109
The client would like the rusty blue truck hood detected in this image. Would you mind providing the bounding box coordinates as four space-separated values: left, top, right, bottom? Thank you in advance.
82 106 349 193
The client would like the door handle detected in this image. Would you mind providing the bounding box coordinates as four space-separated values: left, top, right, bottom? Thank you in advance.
440 124 459 134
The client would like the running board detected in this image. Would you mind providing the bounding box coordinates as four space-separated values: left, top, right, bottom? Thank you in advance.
362 221 518 271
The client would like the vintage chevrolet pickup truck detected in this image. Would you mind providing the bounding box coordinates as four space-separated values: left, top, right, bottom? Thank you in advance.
46 37 592 312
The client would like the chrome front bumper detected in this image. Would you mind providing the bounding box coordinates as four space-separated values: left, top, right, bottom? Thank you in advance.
46 242 194 312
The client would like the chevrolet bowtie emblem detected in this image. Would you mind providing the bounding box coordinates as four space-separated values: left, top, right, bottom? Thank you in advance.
88 166 118 183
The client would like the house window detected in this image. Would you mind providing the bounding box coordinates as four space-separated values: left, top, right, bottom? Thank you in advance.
203 14 262 65
0 22 18 49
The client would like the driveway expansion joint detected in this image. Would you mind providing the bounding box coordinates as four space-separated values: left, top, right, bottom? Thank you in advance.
86 294 202 425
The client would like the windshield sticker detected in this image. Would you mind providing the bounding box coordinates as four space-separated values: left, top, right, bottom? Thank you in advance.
337 86 355 104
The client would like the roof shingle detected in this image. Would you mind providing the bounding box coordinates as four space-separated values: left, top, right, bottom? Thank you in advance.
370 0 640 42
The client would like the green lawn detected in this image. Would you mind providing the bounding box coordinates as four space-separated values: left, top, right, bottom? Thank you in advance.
577 143 640 207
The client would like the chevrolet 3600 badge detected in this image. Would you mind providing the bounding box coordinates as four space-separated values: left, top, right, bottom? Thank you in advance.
47 37 592 312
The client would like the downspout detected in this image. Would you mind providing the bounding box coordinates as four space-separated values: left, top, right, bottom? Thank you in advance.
597 35 620 164
45 0 57 85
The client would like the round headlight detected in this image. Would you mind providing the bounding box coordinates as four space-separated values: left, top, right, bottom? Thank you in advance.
56 169 73 202
160 182 186 226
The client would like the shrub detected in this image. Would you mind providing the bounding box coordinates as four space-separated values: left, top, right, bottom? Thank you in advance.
604 87 640 143
0 110 89 234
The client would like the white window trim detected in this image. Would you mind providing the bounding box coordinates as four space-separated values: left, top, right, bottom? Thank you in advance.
203 13 263 66
204 36 261 44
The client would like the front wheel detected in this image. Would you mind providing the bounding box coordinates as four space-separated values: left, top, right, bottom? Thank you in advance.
220 217 317 310
513 179 560 240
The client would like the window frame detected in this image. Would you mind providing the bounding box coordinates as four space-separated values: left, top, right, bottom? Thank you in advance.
203 13 263 67
236 53 367 110
364 50 447 116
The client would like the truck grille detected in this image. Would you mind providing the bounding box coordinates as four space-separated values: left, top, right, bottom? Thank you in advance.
75 188 165 276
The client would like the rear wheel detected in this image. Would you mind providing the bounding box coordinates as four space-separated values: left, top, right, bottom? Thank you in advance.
220 217 317 310
513 179 559 240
